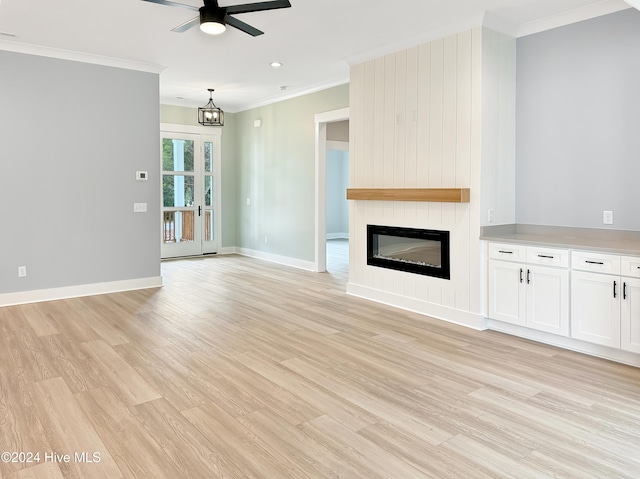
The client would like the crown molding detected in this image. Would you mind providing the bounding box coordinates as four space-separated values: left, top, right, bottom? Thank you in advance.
231 78 349 113
517 0 632 37
0 39 165 74
345 13 486 66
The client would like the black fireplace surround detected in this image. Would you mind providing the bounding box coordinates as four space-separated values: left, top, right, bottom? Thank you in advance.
367 225 450 280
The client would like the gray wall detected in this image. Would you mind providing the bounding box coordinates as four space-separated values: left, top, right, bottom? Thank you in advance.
234 84 349 261
0 51 160 294
326 149 349 237
516 8 640 230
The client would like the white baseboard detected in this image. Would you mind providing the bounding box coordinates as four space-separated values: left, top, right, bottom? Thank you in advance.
0 276 163 308
487 319 640 368
326 233 349 240
346 283 487 331
235 247 316 271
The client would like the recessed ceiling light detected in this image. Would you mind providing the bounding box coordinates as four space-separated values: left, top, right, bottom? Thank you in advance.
270 62 283 68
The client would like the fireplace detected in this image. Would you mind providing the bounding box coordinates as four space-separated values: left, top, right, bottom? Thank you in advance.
367 225 450 279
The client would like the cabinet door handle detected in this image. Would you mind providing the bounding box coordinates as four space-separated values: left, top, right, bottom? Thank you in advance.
586 260 604 265
624 282 628 300
519 268 523 283
527 269 531 284
538 255 554 259
613 281 617 299
499 250 513 254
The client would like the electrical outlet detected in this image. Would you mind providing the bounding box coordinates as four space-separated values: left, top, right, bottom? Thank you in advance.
246 198 251 205
488 209 495 223
264 236 268 244
603 210 613 225
18 266 27 277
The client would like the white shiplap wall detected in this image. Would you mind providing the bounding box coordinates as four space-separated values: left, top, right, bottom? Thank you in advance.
347 27 515 329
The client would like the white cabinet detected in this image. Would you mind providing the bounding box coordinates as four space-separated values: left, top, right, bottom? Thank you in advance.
526 265 570 336
488 243 569 336
570 269 620 348
488 260 525 325
487 239 640 360
621 277 640 354
570 252 640 352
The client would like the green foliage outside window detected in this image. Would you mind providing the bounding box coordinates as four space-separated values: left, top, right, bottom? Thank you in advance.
163 139 195 207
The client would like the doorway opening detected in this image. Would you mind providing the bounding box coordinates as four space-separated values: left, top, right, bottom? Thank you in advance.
160 124 221 259
314 108 349 274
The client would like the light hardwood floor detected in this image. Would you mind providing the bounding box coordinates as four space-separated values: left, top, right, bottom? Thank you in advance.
1 249 640 478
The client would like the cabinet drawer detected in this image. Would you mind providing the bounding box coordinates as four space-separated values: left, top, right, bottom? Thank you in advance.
526 246 569 268
621 256 640 278
572 251 620 275
489 243 526 262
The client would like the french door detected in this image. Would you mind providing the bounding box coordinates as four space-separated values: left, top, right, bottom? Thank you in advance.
161 130 221 259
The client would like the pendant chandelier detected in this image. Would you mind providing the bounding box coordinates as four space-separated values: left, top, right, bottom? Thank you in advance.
198 88 224 126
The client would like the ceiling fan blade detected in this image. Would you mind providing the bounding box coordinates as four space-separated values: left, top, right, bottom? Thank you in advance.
225 15 264 36
171 16 200 32
140 0 199 11
225 0 291 15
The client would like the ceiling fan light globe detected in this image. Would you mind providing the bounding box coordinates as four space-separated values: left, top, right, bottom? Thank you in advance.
200 21 226 35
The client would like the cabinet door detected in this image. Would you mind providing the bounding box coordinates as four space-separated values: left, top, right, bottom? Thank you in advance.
621 277 640 353
526 266 569 337
571 271 621 348
488 260 525 326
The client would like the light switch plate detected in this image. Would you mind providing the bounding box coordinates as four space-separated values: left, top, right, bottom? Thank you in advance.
134 203 147 213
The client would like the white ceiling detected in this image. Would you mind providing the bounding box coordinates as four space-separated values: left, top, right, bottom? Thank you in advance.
0 0 632 112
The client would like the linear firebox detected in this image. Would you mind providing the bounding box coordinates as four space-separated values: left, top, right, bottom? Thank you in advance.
367 225 450 280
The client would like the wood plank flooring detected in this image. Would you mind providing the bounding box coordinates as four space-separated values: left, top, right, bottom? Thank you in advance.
1 241 640 478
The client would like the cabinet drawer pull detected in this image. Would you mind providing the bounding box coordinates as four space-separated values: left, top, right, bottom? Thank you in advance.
624 282 628 300
527 269 531 284
519 268 523 283
537 255 554 259
585 260 604 265
498 250 513 254
614 281 617 299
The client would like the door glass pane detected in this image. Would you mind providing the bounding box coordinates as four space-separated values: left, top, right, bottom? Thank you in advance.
163 175 194 207
163 210 195 243
204 209 214 242
163 138 195 172
204 176 213 207
204 141 213 173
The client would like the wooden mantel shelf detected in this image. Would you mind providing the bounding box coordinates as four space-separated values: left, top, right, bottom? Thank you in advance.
346 188 470 203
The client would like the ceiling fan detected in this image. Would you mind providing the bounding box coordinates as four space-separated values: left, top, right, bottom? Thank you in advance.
141 0 292 37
